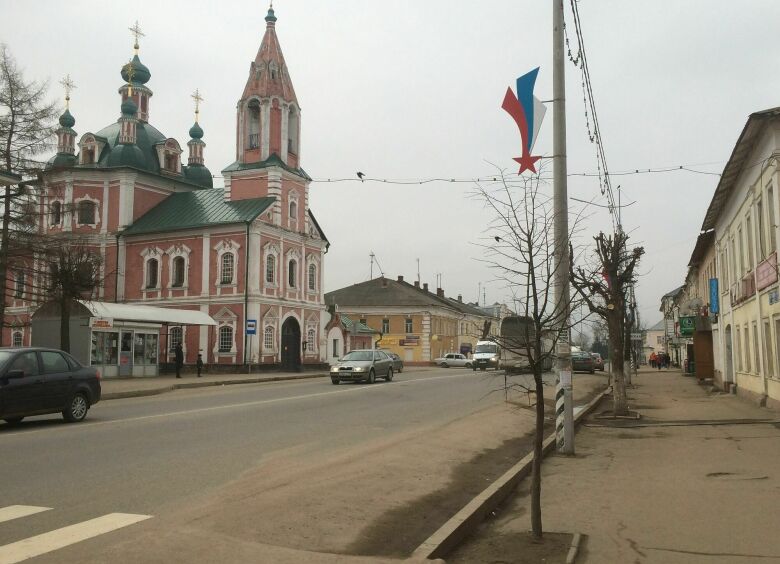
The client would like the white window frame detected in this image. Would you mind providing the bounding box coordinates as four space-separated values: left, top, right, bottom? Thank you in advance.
49 199 63 228
264 325 274 351
140 247 164 292
166 244 191 290
74 196 100 228
214 240 240 288
263 242 280 288
212 307 238 359
12 330 23 347
14 271 24 299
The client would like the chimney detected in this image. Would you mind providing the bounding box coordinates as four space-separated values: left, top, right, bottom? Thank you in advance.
457 294 462 302
414 281 420 288
397 275 404 283
436 288 444 297
423 283 429 292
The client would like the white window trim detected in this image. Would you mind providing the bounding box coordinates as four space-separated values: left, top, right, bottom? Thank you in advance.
306 253 320 294
213 307 238 358
49 199 64 228
140 246 164 292
263 241 280 288
11 330 23 347
74 196 100 229
214 239 241 288
166 244 192 290
263 310 279 354
169 326 187 357
288 189 299 231
285 248 301 290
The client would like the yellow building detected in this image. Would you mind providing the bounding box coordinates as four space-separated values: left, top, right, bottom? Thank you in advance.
325 276 498 365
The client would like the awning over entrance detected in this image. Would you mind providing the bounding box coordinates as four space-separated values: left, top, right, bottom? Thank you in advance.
79 301 217 326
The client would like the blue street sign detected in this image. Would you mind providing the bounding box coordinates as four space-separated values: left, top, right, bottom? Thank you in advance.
246 319 257 335
709 278 719 314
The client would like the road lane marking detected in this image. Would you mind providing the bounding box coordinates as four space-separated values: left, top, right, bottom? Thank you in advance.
0 371 506 437
0 512 151 564
0 507 50 524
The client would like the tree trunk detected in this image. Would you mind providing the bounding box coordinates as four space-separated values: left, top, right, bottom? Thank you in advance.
530 365 544 539
608 312 628 415
0 184 13 346
60 297 70 352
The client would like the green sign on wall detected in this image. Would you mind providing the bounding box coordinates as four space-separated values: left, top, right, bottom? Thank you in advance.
679 316 696 336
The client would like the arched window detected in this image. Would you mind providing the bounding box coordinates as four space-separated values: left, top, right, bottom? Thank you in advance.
14 271 24 299
172 256 185 287
247 99 260 149
218 325 233 353
289 200 297 219
12 331 23 347
308 264 316 291
307 328 315 351
146 258 159 289
264 325 274 350
288 259 297 288
169 326 182 351
221 253 235 285
266 254 275 285
288 108 299 154
77 200 96 225
51 201 61 225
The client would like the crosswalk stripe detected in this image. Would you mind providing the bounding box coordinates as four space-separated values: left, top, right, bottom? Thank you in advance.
0 512 152 564
0 507 50 525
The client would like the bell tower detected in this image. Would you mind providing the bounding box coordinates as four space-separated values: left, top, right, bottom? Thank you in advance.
223 4 310 236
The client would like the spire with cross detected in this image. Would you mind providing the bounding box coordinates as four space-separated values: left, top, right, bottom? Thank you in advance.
129 20 145 53
59 75 76 109
191 89 204 122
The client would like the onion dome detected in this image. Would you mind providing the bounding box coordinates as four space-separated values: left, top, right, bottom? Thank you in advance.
121 97 138 116
184 164 213 188
189 121 204 139
59 109 75 128
120 54 151 85
265 5 277 23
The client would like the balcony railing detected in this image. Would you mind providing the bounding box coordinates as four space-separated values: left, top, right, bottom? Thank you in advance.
247 133 259 150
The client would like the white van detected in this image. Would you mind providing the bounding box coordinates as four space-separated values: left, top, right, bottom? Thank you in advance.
472 340 501 371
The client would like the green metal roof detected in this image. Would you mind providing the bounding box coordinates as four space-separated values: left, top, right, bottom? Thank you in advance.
340 315 378 334
122 189 274 236
222 152 311 181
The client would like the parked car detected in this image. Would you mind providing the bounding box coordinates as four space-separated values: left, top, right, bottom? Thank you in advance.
0 347 101 425
571 351 595 374
380 351 404 373
591 352 605 371
433 353 472 368
330 349 395 384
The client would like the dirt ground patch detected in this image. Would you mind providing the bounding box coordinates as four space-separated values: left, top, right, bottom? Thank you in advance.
447 530 573 564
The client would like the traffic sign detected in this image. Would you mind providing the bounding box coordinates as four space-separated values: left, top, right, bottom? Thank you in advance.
246 319 257 335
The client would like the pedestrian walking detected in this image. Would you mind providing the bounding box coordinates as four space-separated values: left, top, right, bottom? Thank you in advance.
649 352 657 369
196 352 204 377
175 343 184 378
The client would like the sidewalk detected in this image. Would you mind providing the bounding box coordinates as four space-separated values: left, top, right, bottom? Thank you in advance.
450 368 780 563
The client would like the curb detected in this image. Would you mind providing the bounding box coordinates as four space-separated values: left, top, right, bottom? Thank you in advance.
101 373 329 400
410 387 608 561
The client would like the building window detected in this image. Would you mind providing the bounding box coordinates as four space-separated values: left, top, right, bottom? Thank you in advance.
51 201 61 225
164 153 178 172
405 318 413 333
221 253 235 285
382 319 390 333
12 331 22 347
82 147 95 164
746 215 754 270
14 271 24 299
736 327 742 371
752 321 760 374
744 325 751 372
172 256 185 287
288 259 297 288
266 255 275 285
332 338 340 357
289 200 297 219
307 328 315 351
656 336 663 345
264 325 274 350
169 326 182 351
219 326 233 353
764 319 774 378
77 200 96 225
308 263 316 291
146 258 159 289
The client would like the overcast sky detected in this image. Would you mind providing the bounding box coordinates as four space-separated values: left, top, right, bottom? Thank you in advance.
3 0 780 327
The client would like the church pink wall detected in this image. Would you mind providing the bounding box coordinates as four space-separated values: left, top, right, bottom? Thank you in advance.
133 185 167 221
231 176 268 201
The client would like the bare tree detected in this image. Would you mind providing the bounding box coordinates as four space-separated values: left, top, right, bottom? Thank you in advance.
0 44 57 342
473 170 585 540
569 231 644 416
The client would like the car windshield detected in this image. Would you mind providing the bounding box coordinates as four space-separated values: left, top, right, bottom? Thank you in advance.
475 344 498 354
342 351 373 362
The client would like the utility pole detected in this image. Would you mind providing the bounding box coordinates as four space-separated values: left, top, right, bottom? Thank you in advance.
553 0 574 454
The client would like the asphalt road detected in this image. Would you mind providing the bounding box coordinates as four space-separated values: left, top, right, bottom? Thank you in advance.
0 366 583 563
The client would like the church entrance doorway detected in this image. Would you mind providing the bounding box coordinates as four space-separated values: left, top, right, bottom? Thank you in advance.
281 317 301 371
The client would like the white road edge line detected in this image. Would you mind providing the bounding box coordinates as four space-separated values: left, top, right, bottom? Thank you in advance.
0 512 152 564
0 507 50 524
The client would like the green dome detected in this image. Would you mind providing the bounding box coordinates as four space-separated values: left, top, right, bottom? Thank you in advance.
59 109 75 128
189 121 204 139
184 164 213 188
121 97 138 116
121 54 151 85
106 143 146 168
265 6 277 22
47 152 77 169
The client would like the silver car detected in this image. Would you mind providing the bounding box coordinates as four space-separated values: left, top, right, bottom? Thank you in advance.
330 350 395 384
433 353 472 368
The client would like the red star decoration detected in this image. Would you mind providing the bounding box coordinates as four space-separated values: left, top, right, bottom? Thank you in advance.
513 153 541 174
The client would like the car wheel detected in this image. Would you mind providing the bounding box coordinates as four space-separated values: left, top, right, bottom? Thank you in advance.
3 417 23 425
465 363 472 369
331 378 339 385
63 393 89 423
386 368 393 382
441 363 449 368
368 370 376 384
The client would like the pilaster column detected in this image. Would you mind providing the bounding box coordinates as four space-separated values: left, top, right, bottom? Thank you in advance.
260 99 271 161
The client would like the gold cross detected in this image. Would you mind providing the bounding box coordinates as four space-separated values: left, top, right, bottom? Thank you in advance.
59 75 76 108
128 20 145 51
191 89 204 119
123 61 136 96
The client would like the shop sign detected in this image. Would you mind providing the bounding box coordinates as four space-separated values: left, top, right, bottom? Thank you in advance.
679 316 696 336
400 335 420 346
90 317 113 329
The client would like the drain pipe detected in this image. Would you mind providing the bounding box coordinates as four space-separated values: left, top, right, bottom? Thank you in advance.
243 221 250 366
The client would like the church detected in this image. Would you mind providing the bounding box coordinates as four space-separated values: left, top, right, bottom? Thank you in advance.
8 6 330 371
